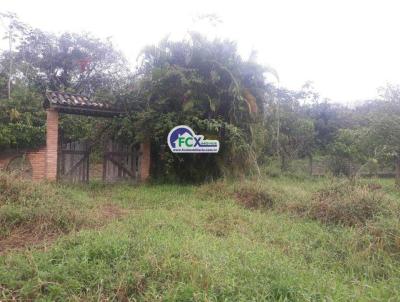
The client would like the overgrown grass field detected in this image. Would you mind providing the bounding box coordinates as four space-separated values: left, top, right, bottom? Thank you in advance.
1 173 399 301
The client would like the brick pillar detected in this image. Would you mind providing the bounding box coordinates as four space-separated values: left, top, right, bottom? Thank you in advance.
139 140 151 182
45 109 59 181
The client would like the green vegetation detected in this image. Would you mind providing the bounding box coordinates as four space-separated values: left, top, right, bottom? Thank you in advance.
0 173 91 251
117 34 272 181
3 14 400 185
1 13 400 301
1 173 399 301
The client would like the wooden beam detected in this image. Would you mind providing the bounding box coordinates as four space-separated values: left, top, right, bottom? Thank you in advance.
64 153 89 177
60 150 88 155
105 154 135 178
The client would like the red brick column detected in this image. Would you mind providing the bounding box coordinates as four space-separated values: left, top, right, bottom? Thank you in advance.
45 109 59 181
139 141 151 182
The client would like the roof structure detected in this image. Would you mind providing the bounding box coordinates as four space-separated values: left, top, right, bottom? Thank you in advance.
43 91 125 117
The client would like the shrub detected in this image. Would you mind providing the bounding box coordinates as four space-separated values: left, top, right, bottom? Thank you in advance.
196 180 232 201
234 182 276 209
198 180 277 210
308 183 385 226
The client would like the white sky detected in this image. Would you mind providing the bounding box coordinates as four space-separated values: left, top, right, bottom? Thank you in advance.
1 0 400 104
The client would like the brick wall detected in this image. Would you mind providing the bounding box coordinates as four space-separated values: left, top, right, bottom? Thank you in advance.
0 108 153 183
28 148 47 180
139 141 151 182
0 109 59 182
0 147 46 180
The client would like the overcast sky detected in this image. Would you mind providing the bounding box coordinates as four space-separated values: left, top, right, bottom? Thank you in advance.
1 0 400 104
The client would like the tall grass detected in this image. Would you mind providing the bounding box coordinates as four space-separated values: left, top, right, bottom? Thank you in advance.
0 174 399 300
0 172 86 240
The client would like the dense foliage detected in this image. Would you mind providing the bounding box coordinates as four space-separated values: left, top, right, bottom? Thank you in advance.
1 14 400 185
0 13 128 149
115 34 272 181
0 89 45 148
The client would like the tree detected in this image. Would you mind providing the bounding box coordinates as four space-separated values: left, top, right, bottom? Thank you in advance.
305 101 354 153
0 16 131 149
265 87 315 171
0 88 46 149
327 128 369 180
372 114 400 185
0 12 28 99
117 34 273 181
373 116 400 187
351 85 400 188
15 30 130 96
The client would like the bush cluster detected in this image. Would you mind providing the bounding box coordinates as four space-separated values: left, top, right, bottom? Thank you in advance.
308 183 385 226
234 183 275 209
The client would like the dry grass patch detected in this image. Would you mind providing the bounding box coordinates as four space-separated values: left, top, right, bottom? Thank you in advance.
234 182 276 209
0 173 87 253
196 181 233 201
95 203 129 225
0 172 133 253
307 183 385 227
0 226 60 253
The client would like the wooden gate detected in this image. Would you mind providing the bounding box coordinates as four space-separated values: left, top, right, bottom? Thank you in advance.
103 141 138 182
58 140 89 182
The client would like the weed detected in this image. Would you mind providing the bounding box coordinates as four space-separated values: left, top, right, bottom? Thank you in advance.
0 173 86 251
0 175 400 301
308 183 385 226
234 182 275 209
196 180 232 201
366 218 400 256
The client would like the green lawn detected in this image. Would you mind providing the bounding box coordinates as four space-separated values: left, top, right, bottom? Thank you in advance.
0 176 399 301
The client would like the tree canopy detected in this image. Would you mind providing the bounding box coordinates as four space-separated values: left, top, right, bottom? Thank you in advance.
115 34 273 181
1 14 400 186
0 13 128 149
